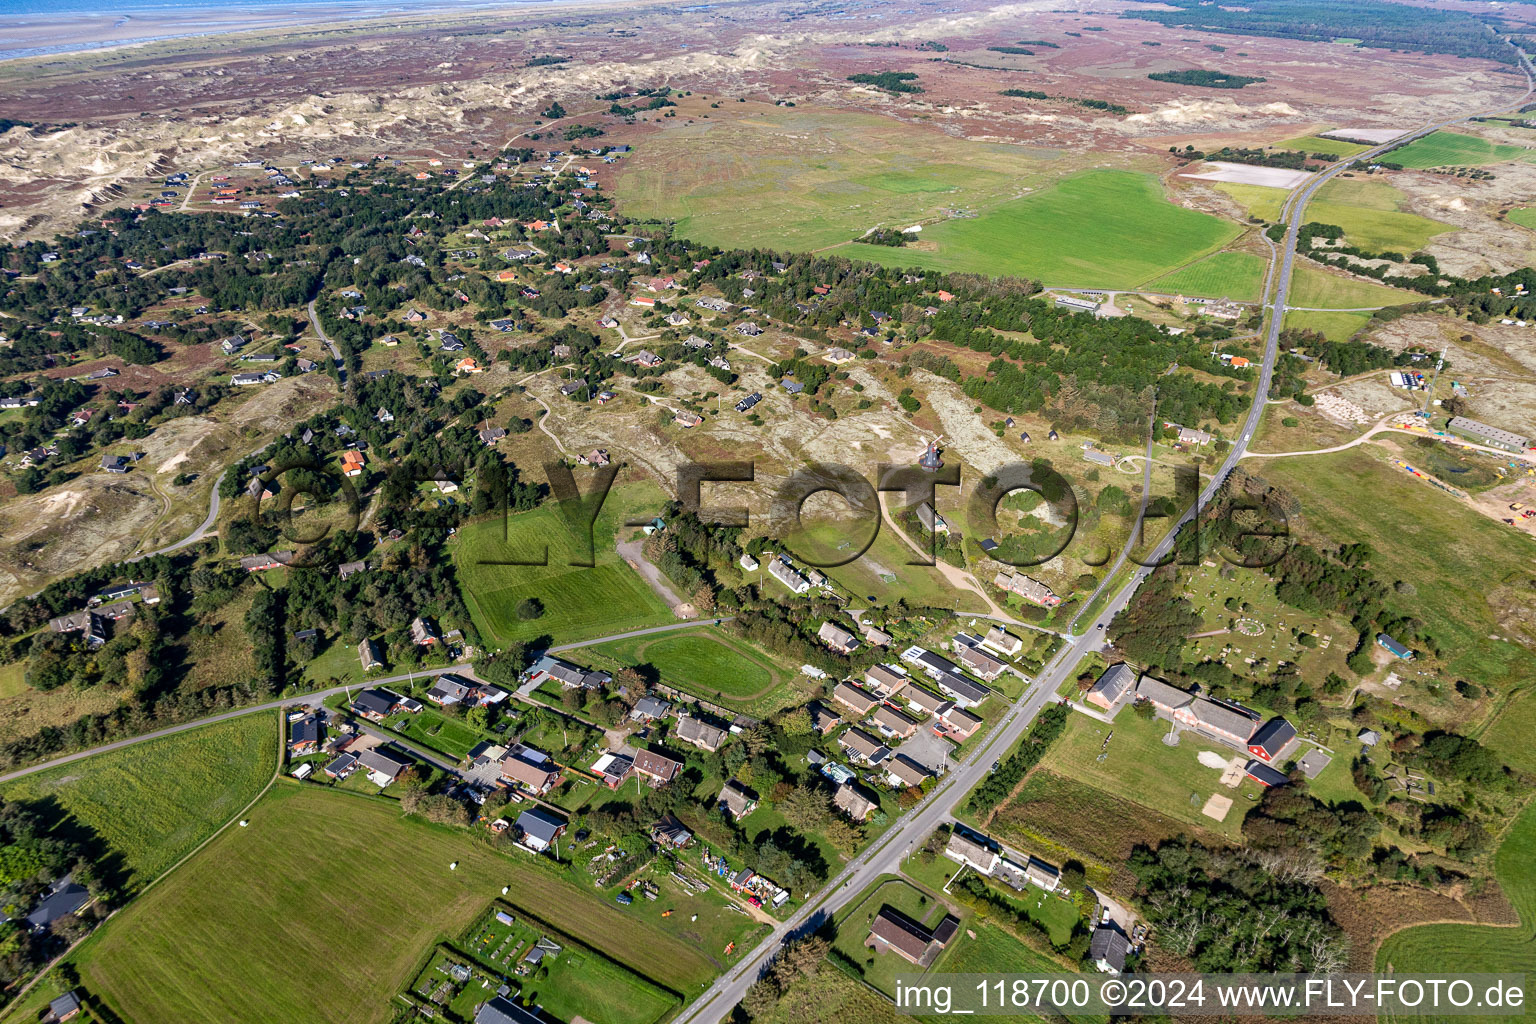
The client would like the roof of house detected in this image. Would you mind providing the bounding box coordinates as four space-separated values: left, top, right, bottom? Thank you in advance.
886 755 931 788
500 746 560 788
25 875 89 928
956 644 1003 678
840 728 888 760
475 996 546 1024
357 747 411 778
871 704 920 735
1249 717 1298 757
718 780 757 818
817 620 858 649
865 664 907 693
352 688 397 715
1088 663 1137 703
516 808 567 844
674 715 727 749
833 681 880 714
1090 924 1130 970
833 783 878 820
1135 675 1193 710
632 696 671 719
633 749 682 781
868 906 936 962
1245 759 1291 787
1191 697 1258 740
946 830 999 869
936 672 990 704
904 686 952 715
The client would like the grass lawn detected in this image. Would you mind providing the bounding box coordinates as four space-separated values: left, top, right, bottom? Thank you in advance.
60 784 716 1024
1288 264 1416 309
1282 308 1374 342
381 706 492 761
585 625 784 703
1306 178 1452 252
1 712 276 889
1376 798 1536 1024
1039 709 1262 841
1147 250 1268 301
0 661 27 699
837 169 1242 289
1386 130 1529 169
808 522 981 611
454 487 674 648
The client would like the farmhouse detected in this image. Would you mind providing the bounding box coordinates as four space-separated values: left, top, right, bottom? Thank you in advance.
632 748 683 785
817 620 860 653
674 715 728 752
409 616 438 646
832 681 880 716
240 551 293 572
1091 924 1131 974
867 906 958 967
945 829 1000 874
915 501 948 534
1024 856 1060 891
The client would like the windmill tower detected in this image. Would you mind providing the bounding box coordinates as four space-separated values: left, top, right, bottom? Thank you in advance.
918 436 945 472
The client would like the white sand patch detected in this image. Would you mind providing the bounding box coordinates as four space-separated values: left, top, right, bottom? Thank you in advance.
1321 127 1404 145
1181 162 1312 188
1197 750 1231 771
1202 794 1233 821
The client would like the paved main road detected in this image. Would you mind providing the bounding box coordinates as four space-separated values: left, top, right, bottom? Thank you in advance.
672 47 1536 1024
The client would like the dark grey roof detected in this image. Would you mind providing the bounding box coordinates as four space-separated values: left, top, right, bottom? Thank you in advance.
1249 717 1297 757
352 688 397 715
476 997 545 1024
936 672 990 703
1090 925 1130 970
25 875 88 928
516 808 566 844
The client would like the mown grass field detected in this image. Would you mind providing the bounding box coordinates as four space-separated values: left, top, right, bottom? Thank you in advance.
1386 130 1529 169
614 107 1061 252
64 785 715 1024
1213 182 1287 222
381 706 491 760
1274 133 1372 159
1506 206 1536 233
1306 178 1452 252
838 169 1242 289
1 712 276 888
1288 263 1417 309
1147 250 1267 300
1282 308 1374 342
1039 708 1262 841
1261 449 1536 766
454 488 673 647
587 624 783 702
1376 799 1536 1024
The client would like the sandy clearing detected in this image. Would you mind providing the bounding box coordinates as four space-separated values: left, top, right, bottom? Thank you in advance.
1181 162 1312 188
1202 794 1233 821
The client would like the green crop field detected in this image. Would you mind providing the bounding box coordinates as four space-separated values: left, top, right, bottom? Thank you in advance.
1288 264 1416 309
1213 182 1287 222
614 109 1061 252
1386 130 1529 169
1306 178 1452 252
454 486 674 647
836 170 1242 289
1147 250 1268 300
62 785 714 1024
1261 449 1536 750
1 712 276 888
1376 799 1536 1024
1274 133 1371 158
586 625 782 700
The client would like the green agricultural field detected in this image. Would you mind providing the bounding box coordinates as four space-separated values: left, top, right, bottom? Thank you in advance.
1376 799 1536 1024
1261 449 1536 759
1288 264 1416 309
615 108 1062 252
1306 178 1452 252
1147 250 1268 300
1 712 276 888
586 625 783 702
454 488 674 647
1273 133 1371 159
1282 308 1374 342
1386 130 1529 169
837 170 1242 289
60 784 714 1024
1039 708 1263 841
1506 207 1536 232
1214 182 1287 222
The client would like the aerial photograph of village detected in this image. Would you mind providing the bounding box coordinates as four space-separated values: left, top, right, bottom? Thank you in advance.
0 0 1532 1021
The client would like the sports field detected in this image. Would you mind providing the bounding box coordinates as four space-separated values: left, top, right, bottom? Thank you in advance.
454 490 674 646
587 625 781 700
1 712 276 888
1306 178 1452 252
1376 799 1536 1023
1386 130 1529 169
1148 250 1267 300
614 108 1060 252
62 784 713 1024
837 169 1242 289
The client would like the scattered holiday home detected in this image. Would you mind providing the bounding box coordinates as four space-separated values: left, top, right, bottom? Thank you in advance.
630 296 656 308
767 557 810 594
478 427 506 445
577 448 610 467
992 570 1061 607
516 808 567 853
559 378 588 397
817 620 860 653
341 450 366 477
630 349 662 368
674 410 703 428
665 312 690 327
499 743 562 794
632 748 683 786
455 357 482 374
833 681 880 716
833 783 879 821
239 551 294 572
717 780 759 820
824 347 855 364
673 715 728 752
